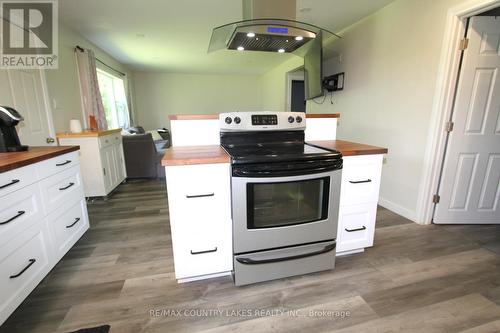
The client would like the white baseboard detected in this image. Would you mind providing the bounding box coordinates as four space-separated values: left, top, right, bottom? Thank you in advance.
378 197 419 224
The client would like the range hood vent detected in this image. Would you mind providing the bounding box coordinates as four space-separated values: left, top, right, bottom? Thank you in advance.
208 18 339 55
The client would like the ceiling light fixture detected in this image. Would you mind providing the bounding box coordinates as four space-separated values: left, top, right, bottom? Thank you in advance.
278 48 285 53
294 36 303 41
237 46 245 51
246 32 255 38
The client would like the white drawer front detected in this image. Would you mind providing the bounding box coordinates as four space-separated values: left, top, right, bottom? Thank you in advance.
0 222 51 324
39 166 84 215
0 183 43 246
48 199 89 261
166 163 231 221
340 155 383 206
111 133 122 145
172 218 232 279
98 134 120 149
36 151 80 180
337 203 377 253
0 164 37 198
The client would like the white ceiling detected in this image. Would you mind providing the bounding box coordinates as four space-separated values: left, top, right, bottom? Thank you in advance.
60 0 395 75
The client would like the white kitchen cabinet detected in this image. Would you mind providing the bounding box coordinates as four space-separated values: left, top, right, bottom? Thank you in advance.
170 115 338 147
165 163 232 282
336 154 383 255
304 117 337 141
170 119 220 147
57 130 126 197
0 151 89 324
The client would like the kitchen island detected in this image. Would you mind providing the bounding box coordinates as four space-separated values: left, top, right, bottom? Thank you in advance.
161 113 388 283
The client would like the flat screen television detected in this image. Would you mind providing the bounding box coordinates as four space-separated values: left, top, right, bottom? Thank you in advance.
304 32 323 100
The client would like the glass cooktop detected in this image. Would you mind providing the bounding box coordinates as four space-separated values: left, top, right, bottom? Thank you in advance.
222 142 341 164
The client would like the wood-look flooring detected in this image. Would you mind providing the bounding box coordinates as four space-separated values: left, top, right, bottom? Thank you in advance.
1 179 500 333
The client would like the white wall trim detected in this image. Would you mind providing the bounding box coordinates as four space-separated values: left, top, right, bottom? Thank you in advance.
379 197 418 223
39 69 56 142
416 0 500 225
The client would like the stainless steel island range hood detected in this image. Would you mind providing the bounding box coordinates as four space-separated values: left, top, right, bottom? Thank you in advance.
207 0 339 55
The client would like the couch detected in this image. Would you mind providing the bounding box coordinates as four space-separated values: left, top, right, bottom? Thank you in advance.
122 127 170 178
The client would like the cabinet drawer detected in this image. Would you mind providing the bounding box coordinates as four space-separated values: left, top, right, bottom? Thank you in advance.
0 222 51 324
0 183 43 246
166 163 231 221
0 164 37 198
39 166 84 215
337 203 377 253
36 151 80 180
98 134 120 149
340 155 383 206
47 199 89 261
111 133 122 145
171 218 232 279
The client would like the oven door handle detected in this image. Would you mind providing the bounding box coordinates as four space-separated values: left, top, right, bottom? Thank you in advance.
236 243 336 265
233 166 339 177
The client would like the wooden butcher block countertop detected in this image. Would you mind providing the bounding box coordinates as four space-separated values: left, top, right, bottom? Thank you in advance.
0 146 80 173
162 145 230 166
308 140 388 156
56 128 122 139
162 140 387 166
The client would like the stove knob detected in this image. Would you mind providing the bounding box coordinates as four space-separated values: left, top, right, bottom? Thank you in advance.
296 116 303 123
288 116 295 123
234 116 241 124
225 117 232 124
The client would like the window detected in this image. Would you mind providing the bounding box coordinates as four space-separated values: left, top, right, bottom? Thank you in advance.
96 68 130 129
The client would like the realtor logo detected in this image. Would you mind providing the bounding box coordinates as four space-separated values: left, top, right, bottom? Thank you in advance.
1 0 58 68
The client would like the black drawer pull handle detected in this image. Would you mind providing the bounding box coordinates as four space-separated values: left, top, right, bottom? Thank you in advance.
345 226 366 232
236 243 336 265
349 179 372 184
186 193 214 199
59 182 75 191
0 210 26 225
56 160 72 166
190 247 217 255
0 179 20 189
10 259 36 279
66 217 81 228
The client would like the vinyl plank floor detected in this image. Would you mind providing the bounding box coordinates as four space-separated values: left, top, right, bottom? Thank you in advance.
1 179 500 333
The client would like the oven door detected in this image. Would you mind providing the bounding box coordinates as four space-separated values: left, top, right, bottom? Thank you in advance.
232 168 342 253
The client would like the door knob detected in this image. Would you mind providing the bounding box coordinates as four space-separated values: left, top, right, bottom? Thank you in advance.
46 137 55 143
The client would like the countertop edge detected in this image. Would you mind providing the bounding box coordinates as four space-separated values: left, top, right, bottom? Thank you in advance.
161 140 387 167
0 146 80 173
56 128 122 139
307 140 388 156
161 145 230 167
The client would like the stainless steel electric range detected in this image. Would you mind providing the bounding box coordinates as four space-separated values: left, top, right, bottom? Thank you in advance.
220 111 343 286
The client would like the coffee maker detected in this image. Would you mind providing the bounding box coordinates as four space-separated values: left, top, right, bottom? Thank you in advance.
0 106 28 152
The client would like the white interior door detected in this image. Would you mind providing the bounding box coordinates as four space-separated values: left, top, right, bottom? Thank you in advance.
434 16 500 224
0 69 55 147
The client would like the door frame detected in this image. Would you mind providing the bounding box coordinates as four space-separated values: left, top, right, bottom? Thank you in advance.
8 68 56 145
286 69 305 112
417 0 500 225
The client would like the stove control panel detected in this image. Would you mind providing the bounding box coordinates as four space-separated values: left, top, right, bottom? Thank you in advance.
220 112 306 131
